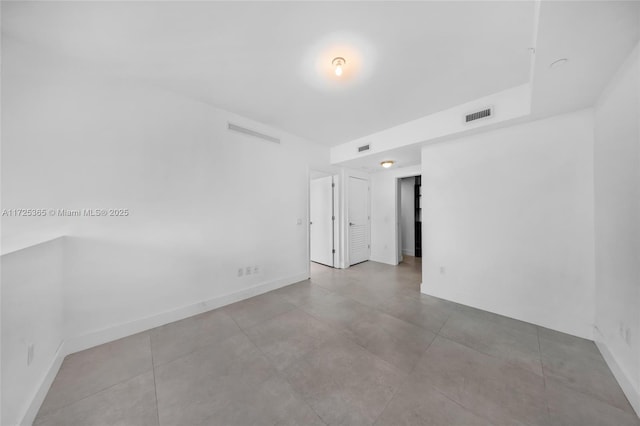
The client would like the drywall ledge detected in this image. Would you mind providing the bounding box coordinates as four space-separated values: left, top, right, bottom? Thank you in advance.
1 232 67 256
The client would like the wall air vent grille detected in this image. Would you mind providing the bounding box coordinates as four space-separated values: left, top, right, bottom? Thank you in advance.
465 107 493 123
228 123 280 144
358 144 370 153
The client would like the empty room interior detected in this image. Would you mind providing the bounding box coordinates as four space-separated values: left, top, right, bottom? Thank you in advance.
2 1 640 425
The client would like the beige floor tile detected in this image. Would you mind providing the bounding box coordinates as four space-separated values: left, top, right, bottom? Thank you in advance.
271 280 334 307
546 376 640 426
150 309 242 366
38 333 153 416
154 333 277 425
245 308 339 370
377 292 454 333
35 258 636 426
35 372 158 426
439 309 543 376
374 377 492 426
415 336 549 426
221 291 297 330
282 336 405 425
540 335 636 414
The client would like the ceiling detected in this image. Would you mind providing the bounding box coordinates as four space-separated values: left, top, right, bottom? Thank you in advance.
530 0 640 118
2 1 536 146
335 0 640 172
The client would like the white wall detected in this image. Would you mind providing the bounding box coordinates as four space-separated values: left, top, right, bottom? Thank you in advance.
593 41 640 415
1 239 65 426
421 109 595 339
400 178 415 256
370 165 421 265
1 39 330 425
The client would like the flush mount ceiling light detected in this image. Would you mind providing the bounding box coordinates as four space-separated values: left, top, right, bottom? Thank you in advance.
380 160 394 168
550 58 568 69
332 57 346 76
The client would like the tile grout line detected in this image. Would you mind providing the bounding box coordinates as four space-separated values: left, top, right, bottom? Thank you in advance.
223 296 298 331
226 310 329 426
36 368 154 422
544 365 640 417
149 335 161 426
435 311 453 336
421 331 545 426
294 301 410 378
35 334 156 422
370 329 439 425
150 315 241 369
536 326 552 423
303 271 438 379
270 276 421 424
434 333 546 382
426 380 499 425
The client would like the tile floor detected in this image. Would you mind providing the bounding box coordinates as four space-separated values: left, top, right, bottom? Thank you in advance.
35 257 639 425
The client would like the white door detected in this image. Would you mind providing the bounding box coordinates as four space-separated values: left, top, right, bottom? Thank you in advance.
349 176 369 265
310 176 334 267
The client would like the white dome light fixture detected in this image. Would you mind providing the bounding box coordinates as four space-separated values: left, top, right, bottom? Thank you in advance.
380 160 395 168
332 57 346 76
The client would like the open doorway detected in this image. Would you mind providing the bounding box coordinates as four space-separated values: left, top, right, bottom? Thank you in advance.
397 175 422 272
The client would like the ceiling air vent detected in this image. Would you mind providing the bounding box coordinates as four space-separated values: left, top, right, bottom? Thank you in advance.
358 144 370 153
228 122 280 144
465 107 493 123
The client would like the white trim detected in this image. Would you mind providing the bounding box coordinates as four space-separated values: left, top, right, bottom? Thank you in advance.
594 334 640 417
20 342 66 426
65 272 309 354
22 272 308 425
421 284 593 340
402 249 415 256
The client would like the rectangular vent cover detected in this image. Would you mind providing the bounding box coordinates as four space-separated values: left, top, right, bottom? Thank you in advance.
465 107 492 123
358 144 370 153
228 123 280 144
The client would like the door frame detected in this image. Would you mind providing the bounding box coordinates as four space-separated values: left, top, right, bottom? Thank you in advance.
310 175 336 267
394 173 421 265
308 169 341 272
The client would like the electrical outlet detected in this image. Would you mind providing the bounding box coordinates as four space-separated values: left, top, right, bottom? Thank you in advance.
237 268 243 277
245 266 251 275
27 344 34 366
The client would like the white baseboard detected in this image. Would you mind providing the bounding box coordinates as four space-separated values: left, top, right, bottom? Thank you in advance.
22 272 309 425
402 249 415 256
420 282 594 340
20 342 66 426
594 334 640 417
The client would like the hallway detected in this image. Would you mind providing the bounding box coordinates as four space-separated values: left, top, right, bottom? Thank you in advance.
35 258 638 425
